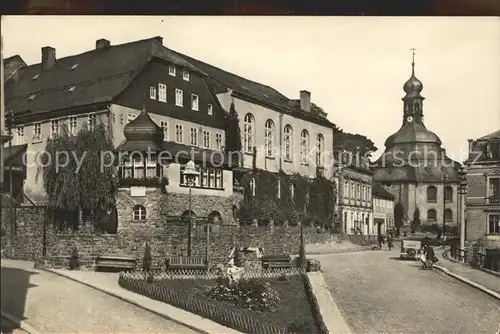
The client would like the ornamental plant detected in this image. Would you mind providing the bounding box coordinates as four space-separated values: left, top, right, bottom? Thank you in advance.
142 242 153 282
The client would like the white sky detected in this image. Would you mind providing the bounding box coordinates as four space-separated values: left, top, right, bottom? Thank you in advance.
2 16 500 160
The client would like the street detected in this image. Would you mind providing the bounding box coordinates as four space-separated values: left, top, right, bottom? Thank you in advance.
0 260 198 334
317 249 500 334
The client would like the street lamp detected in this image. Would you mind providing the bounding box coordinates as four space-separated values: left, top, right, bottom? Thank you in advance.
182 160 199 257
441 174 449 240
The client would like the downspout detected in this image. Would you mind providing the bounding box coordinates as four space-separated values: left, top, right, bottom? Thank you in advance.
279 113 283 172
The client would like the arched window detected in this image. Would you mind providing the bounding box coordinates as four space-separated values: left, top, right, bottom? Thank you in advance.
283 124 293 161
243 113 254 153
182 210 196 221
208 211 222 225
343 179 349 198
133 205 146 221
445 208 453 222
444 186 453 202
264 119 275 157
300 130 309 165
427 186 437 202
249 178 256 196
427 209 437 222
316 134 324 166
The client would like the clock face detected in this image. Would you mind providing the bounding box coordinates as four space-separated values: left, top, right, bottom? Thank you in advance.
407 116 414 122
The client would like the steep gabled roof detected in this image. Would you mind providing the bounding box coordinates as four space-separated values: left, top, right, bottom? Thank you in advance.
478 129 500 140
372 182 394 200
170 49 336 128
5 37 204 119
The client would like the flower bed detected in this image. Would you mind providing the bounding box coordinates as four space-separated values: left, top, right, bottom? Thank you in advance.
118 271 324 333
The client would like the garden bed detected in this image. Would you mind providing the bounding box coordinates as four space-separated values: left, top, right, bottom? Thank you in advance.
157 276 319 332
119 272 322 333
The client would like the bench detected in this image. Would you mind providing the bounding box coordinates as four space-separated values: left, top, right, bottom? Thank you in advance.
166 256 208 271
95 255 136 272
262 255 292 270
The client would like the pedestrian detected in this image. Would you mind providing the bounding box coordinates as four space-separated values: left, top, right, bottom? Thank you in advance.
387 232 393 251
377 234 383 249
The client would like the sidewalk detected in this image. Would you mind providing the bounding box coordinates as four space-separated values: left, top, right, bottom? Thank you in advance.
435 249 500 297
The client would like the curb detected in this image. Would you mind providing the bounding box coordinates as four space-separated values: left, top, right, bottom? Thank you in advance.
433 264 500 301
306 246 374 256
37 266 220 334
1 311 41 334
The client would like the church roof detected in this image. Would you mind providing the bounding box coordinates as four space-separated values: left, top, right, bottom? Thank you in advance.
384 122 442 147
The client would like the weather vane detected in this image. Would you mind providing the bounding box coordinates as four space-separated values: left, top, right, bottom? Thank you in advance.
410 48 416 65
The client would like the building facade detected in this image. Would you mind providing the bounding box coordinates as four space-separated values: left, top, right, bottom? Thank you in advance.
465 130 500 248
372 183 395 236
371 59 460 234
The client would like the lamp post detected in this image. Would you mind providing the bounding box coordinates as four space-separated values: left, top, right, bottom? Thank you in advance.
441 174 449 240
458 167 467 259
182 160 199 257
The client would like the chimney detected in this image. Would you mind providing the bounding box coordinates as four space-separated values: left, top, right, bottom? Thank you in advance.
96 39 110 50
300 90 311 112
467 139 474 153
41 46 56 71
154 36 163 45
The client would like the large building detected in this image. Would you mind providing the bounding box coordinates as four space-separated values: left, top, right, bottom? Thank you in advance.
371 59 461 234
3 36 341 226
465 130 500 249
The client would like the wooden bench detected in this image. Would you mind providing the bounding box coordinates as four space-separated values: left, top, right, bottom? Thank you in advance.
166 256 208 270
95 255 136 272
262 255 292 270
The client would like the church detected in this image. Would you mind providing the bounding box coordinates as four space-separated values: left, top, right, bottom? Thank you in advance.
371 56 461 232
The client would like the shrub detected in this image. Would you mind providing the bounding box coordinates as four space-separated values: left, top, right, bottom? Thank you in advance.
206 277 281 312
69 244 79 270
142 242 153 281
233 246 243 267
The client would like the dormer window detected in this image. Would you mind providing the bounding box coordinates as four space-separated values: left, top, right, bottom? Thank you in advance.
183 69 190 81
32 74 39 80
208 104 213 115
70 64 79 70
169 64 176 76
191 94 199 111
28 94 36 101
68 86 76 92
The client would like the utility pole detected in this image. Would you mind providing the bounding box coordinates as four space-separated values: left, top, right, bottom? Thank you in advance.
441 174 448 240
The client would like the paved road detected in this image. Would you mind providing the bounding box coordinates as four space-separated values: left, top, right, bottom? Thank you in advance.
316 249 500 334
1 317 29 334
1 260 199 333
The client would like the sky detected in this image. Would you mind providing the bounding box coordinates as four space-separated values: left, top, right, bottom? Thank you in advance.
2 16 500 161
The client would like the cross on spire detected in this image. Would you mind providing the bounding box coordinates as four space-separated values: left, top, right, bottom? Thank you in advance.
410 48 416 74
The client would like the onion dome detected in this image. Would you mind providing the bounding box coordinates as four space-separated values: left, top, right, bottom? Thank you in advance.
123 106 164 143
403 60 423 99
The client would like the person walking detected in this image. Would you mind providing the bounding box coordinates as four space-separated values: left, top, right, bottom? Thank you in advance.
387 232 393 251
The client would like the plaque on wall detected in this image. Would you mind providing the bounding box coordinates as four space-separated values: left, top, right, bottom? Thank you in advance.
130 186 146 197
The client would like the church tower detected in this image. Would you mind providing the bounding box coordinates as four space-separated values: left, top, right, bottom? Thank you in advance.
371 50 461 235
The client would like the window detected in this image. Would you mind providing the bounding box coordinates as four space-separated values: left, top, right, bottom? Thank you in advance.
160 121 168 141
51 120 59 138
175 89 183 106
68 86 76 92
149 86 156 99
316 134 324 166
277 178 281 198
362 185 366 201
190 127 198 146
15 126 24 145
183 69 190 81
145 154 157 178
444 186 453 202
203 130 210 148
343 181 349 198
427 186 437 202
88 114 97 131
264 119 274 157
180 164 223 189
132 154 145 178
127 113 136 124
488 177 500 203
133 205 146 221
158 83 167 102
169 64 176 76
283 124 293 161
367 186 372 201
290 183 296 200
215 133 223 151
208 104 213 115
69 116 78 136
444 208 453 222
356 183 361 199
33 123 42 142
427 209 437 222
351 182 355 199
191 94 199 111
488 214 500 234
120 113 124 124
175 124 183 143
243 113 255 153
250 178 256 196
300 130 310 165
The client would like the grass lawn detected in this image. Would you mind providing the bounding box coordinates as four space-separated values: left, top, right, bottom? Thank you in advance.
157 276 319 333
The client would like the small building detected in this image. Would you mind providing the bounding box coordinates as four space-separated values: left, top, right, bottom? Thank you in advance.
465 129 500 250
372 183 395 236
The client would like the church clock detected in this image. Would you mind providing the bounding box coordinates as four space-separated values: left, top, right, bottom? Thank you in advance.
406 116 414 123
